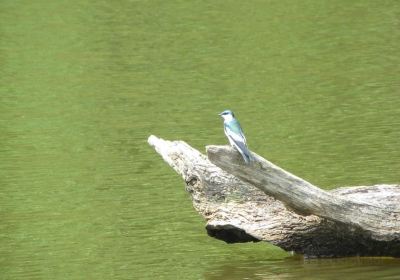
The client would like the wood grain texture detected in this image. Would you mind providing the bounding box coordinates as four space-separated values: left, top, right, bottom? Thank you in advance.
148 135 400 257
207 145 400 242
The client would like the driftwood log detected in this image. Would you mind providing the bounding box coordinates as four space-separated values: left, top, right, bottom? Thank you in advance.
148 135 400 258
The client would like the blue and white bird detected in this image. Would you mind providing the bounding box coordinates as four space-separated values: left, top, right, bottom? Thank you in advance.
219 110 252 164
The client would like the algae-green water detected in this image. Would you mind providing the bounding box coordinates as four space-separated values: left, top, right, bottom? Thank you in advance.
1 1 400 279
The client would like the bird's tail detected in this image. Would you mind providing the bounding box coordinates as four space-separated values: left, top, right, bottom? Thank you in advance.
232 140 253 164
244 150 253 164
239 146 252 164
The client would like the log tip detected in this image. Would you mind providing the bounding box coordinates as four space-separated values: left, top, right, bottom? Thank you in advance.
148 134 160 147
147 135 172 161
206 144 249 166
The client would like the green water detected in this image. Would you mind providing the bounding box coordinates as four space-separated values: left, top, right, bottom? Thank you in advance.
1 0 400 279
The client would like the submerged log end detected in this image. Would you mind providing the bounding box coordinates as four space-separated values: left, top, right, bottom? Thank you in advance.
206 222 261 244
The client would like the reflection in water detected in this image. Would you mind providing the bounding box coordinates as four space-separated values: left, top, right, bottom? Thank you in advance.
205 257 400 280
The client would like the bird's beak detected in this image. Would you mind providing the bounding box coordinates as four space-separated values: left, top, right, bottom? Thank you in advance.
218 112 222 116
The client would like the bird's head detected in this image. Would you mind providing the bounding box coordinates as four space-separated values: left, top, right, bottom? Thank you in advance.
219 110 235 121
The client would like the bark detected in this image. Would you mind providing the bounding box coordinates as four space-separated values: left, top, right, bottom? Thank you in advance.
148 135 400 258
207 146 400 242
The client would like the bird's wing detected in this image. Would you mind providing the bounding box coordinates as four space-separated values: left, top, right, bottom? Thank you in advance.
224 121 251 163
225 120 247 145
224 123 248 150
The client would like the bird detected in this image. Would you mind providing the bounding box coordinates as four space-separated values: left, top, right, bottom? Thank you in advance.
219 110 252 164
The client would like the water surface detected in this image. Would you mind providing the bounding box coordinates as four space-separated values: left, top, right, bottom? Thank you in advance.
1 0 400 279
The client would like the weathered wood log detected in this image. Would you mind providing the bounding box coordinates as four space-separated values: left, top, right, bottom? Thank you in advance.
207 146 400 242
148 135 400 257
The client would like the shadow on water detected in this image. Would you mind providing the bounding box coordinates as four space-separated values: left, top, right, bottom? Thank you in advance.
204 256 400 280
